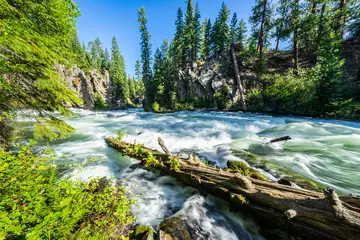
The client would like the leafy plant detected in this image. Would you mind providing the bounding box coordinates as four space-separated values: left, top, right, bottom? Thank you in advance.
94 93 110 110
0 145 135 239
117 129 126 141
142 152 163 168
133 144 144 157
152 102 161 113
167 156 181 172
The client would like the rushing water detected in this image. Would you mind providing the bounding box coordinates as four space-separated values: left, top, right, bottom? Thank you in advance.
45 109 360 239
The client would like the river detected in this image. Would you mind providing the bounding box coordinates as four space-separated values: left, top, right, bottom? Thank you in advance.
48 109 360 239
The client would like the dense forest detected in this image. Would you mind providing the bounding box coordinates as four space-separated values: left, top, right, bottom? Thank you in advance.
138 0 360 119
1 0 360 239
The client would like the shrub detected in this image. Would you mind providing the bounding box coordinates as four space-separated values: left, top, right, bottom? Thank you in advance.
167 156 181 172
152 102 160 113
0 145 135 239
142 152 163 168
117 129 126 141
214 87 231 110
73 77 81 88
94 93 110 111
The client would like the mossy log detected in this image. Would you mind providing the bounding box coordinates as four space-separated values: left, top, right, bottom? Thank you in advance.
105 137 360 240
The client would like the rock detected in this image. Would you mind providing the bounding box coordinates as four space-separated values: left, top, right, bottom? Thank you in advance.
159 217 192 240
131 225 155 240
57 64 113 109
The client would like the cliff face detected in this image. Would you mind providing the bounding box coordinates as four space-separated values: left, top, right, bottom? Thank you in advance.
176 37 360 109
57 65 113 110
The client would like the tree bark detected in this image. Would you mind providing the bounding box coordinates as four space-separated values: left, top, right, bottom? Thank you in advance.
106 137 360 240
230 43 247 111
293 0 299 74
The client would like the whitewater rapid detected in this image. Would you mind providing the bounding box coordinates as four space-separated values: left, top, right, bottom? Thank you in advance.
47 109 360 239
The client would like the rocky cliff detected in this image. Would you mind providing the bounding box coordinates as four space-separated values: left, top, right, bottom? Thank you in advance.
176 37 360 109
57 65 113 110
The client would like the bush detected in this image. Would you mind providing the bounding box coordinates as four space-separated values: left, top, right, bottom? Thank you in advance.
214 87 231 110
94 93 110 111
152 102 160 113
117 129 126 141
0 145 135 239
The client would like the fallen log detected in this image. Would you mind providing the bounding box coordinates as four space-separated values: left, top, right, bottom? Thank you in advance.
270 135 291 143
105 137 360 240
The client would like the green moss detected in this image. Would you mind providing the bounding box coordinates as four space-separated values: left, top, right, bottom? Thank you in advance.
159 217 192 240
131 225 155 240
227 160 268 181
231 193 247 205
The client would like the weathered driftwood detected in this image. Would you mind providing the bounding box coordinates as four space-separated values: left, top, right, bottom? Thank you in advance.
270 135 291 143
105 138 360 240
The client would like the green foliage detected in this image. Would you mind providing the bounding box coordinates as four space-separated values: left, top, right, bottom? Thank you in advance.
94 93 110 111
167 156 181 172
110 37 129 104
261 68 319 114
131 225 155 240
142 152 163 168
117 129 126 141
201 18 212 59
214 87 231 110
0 0 83 141
227 160 268 181
211 2 231 54
152 102 161 113
138 7 153 109
133 144 144 157
0 145 135 239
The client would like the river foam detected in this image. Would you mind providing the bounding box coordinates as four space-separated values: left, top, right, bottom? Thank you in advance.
45 108 360 239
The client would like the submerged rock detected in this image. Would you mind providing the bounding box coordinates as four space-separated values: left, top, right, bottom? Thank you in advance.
131 225 156 240
159 217 192 240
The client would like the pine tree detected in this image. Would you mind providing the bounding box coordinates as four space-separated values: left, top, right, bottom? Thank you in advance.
201 19 212 59
88 38 103 70
0 0 82 141
135 60 142 81
299 0 319 54
192 3 201 62
110 37 128 103
173 7 185 68
138 7 153 108
101 48 110 70
237 19 248 49
212 2 231 55
184 0 194 64
70 33 85 67
249 0 273 58
230 13 238 43
274 0 291 51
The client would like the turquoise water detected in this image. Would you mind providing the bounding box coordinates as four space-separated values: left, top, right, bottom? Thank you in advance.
45 109 360 239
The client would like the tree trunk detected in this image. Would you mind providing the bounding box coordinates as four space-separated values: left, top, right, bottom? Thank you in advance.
293 0 299 74
337 0 347 39
257 0 267 59
106 137 360 240
230 43 246 111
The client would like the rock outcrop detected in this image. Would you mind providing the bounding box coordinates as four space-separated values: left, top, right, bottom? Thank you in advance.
57 65 113 110
176 36 360 109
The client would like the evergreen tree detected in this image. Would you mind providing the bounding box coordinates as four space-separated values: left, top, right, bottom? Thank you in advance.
135 60 142 81
290 0 301 73
88 38 103 69
110 37 128 103
249 0 273 58
274 0 291 51
70 33 85 67
184 0 194 64
237 19 248 49
230 13 238 43
299 0 319 54
201 18 212 59
138 7 153 108
173 7 185 68
313 1 344 113
101 48 111 70
0 0 82 141
192 3 201 62
128 77 136 99
212 2 231 55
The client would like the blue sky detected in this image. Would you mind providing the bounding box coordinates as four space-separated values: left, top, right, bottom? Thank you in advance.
75 0 257 76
